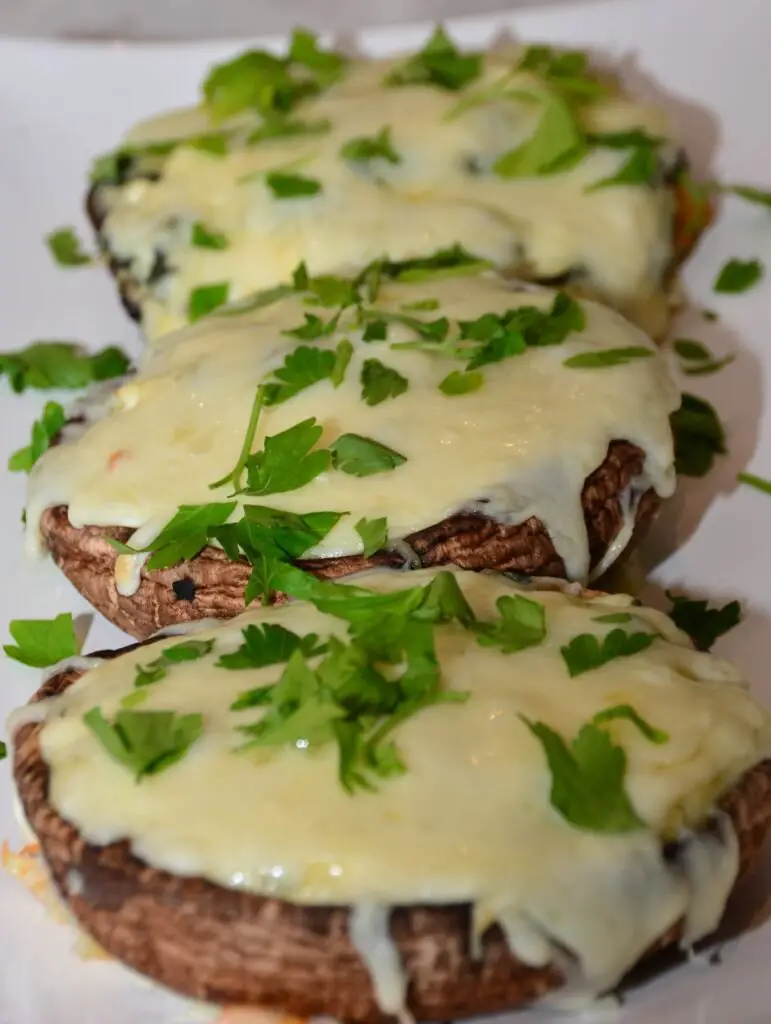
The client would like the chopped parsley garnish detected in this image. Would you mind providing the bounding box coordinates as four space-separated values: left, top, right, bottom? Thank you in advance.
331 339 353 386
231 568 493 791
341 127 401 166
329 433 407 476
593 612 633 624
360 359 409 406
281 311 341 341
109 502 237 570
392 291 585 374
563 346 653 369
0 341 129 393
240 418 330 497
494 92 584 178
216 284 296 318
247 117 331 146
402 298 440 311
670 393 726 478
355 516 388 557
561 628 655 677
385 26 482 92
133 639 215 690
262 344 340 405
4 612 80 668
713 258 764 294
220 623 326 674
673 338 734 376
586 130 663 190
191 222 229 250
439 369 484 396
188 282 231 322
472 594 546 653
202 31 345 122
518 46 606 101
0 742 6 761
667 591 741 652
84 707 203 781
738 470 771 496
287 27 348 85
380 244 492 282
522 706 664 833
592 704 669 744
266 172 323 198
212 505 345 604
45 227 93 267
8 401 66 473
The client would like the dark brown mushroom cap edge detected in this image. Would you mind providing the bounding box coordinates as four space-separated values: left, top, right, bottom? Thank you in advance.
12 656 771 1022
41 439 659 640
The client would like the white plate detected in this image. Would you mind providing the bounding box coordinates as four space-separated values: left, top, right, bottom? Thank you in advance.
2 0 771 1021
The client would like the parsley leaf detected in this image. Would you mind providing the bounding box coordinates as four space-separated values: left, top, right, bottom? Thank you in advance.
667 592 741 651
0 743 6 761
586 131 662 190
242 418 330 496
518 46 606 101
561 628 655 677
4 613 80 667
133 639 215 690
220 622 326 673
281 311 340 341
191 222 229 250
473 594 546 653
247 117 332 145
200 35 343 123
385 26 482 91
331 339 353 386
591 704 668 744
8 401 66 473
262 345 337 405
84 707 203 781
0 342 129 393
439 369 484 395
673 338 734 377
494 92 584 178
355 516 388 557
714 258 764 294
360 359 409 405
125 502 237 570
521 716 644 833
330 433 407 476
670 393 726 478
188 282 230 322
266 172 322 198
287 27 347 85
563 346 653 369
341 127 401 166
593 612 633 624
45 227 93 267
379 244 491 282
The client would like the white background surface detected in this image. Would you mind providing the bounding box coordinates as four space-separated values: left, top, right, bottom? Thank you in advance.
2 0 771 1020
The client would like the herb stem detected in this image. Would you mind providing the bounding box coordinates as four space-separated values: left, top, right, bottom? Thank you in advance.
210 386 265 493
738 470 771 495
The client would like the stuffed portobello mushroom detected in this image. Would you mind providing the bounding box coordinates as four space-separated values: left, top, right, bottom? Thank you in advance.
10 567 771 1020
25 269 679 639
86 28 712 343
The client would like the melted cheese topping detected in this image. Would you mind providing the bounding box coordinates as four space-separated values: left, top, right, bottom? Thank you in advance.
23 569 771 1004
96 47 677 341
25 275 678 583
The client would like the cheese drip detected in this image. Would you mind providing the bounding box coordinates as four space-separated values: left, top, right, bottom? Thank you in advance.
25 275 678 583
94 46 676 341
25 568 771 1006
